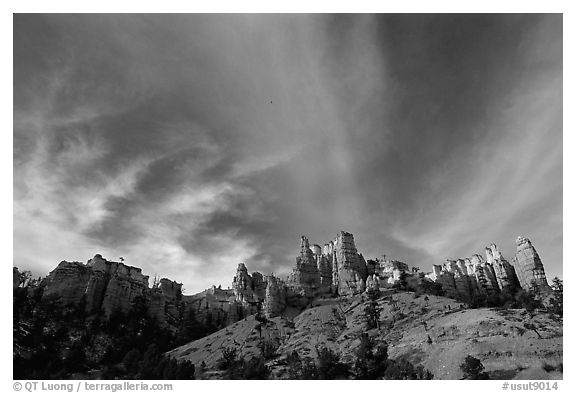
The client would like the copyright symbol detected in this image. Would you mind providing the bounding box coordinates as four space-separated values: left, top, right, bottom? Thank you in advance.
13 382 22 391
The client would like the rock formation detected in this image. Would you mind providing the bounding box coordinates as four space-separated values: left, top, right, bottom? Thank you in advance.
487 244 520 293
29 232 551 333
427 237 545 302
184 286 242 328
13 267 24 289
41 254 182 326
512 236 549 291
377 258 409 286
286 236 323 300
42 261 94 306
365 274 380 293
232 263 266 304
331 232 368 295
263 275 287 318
149 278 183 327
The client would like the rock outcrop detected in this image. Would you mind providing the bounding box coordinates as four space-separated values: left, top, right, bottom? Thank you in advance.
365 274 380 293
487 244 520 293
512 236 549 291
232 263 266 304
42 261 94 306
331 231 368 295
286 236 323 300
284 232 389 300
149 278 183 326
428 237 545 302
30 232 552 333
184 286 243 328
377 258 409 286
13 267 24 289
41 254 186 327
263 275 287 318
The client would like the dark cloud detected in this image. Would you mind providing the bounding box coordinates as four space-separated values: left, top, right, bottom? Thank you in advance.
14 14 562 292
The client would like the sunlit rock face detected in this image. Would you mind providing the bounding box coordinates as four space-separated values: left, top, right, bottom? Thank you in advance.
365 274 380 293
487 244 521 293
232 263 266 304
427 237 548 302
332 231 368 295
376 258 409 286
286 236 323 302
512 236 550 291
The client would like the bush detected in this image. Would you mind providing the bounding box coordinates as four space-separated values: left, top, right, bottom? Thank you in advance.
363 300 381 330
383 359 433 380
548 277 563 317
316 346 350 379
122 348 142 376
242 356 270 380
460 355 489 380
217 347 239 371
259 340 279 360
13 269 215 379
415 279 444 297
354 333 388 379
286 351 303 379
286 351 319 379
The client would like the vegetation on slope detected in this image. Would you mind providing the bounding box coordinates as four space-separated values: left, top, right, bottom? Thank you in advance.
13 272 212 379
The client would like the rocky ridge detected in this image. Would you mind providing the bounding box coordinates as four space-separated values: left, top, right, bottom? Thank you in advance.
427 238 550 303
34 232 552 331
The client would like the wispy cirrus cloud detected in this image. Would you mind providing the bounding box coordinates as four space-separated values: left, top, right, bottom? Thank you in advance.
14 14 562 292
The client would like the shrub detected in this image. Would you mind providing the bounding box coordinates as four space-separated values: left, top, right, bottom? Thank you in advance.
300 357 319 379
286 351 303 379
548 277 563 317
242 356 270 380
363 300 381 330
316 346 350 379
460 355 489 380
217 347 240 370
354 333 388 379
122 348 141 376
416 279 444 297
259 340 279 360
383 359 433 380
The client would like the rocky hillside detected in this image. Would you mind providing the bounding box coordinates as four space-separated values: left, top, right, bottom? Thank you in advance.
169 290 563 380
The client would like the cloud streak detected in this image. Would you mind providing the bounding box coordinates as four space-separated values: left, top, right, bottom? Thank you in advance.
13 14 562 292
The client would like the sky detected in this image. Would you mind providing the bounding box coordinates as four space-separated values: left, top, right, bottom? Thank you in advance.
13 14 562 293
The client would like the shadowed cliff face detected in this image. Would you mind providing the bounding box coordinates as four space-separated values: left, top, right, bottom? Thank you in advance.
42 254 181 326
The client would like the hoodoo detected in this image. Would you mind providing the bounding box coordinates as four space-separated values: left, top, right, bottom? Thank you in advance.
38 232 551 329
